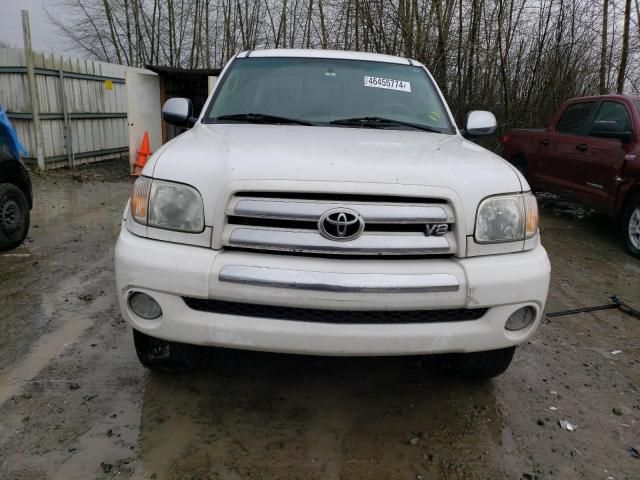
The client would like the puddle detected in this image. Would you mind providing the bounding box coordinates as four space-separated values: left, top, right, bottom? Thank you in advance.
0 259 114 405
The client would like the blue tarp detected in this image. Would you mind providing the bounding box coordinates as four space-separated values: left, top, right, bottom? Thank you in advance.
0 105 27 160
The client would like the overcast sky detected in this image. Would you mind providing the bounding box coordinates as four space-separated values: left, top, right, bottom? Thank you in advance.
0 0 78 55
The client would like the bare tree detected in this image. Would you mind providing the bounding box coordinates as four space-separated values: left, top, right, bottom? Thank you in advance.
48 0 640 128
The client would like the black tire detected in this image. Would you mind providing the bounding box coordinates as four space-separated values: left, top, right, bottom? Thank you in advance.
621 194 640 259
0 183 30 251
132 329 207 372
438 346 516 379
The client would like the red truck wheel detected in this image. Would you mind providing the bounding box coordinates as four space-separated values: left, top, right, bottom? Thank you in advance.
622 194 640 258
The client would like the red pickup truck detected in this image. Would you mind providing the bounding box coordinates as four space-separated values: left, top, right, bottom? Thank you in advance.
502 95 640 258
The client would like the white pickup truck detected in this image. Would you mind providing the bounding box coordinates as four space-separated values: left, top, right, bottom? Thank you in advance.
115 49 550 379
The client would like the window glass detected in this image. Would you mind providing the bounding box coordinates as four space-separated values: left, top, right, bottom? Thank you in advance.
592 102 631 132
206 57 453 133
556 102 595 135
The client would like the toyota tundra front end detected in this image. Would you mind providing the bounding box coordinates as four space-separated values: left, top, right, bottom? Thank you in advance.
115 49 550 378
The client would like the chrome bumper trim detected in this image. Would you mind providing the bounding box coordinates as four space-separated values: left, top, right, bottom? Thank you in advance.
219 265 460 293
232 199 450 223
227 227 452 254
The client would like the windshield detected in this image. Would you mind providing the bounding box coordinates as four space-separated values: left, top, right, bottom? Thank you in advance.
204 57 454 134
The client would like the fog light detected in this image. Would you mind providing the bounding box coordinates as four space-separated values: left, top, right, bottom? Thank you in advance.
129 292 162 320
505 306 536 331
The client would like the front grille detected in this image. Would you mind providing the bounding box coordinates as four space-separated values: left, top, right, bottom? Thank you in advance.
223 192 457 256
183 297 487 324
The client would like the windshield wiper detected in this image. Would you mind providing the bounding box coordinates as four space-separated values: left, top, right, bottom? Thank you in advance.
213 113 315 126
329 116 443 133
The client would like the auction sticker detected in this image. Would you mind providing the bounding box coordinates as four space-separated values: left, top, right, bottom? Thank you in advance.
364 76 411 92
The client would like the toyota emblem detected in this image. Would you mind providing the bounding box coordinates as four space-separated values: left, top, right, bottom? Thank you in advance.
318 208 365 241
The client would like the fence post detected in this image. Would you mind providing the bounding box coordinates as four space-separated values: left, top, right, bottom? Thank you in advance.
21 10 45 171
58 70 74 167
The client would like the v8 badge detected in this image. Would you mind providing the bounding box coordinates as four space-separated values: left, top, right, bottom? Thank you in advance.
425 223 448 237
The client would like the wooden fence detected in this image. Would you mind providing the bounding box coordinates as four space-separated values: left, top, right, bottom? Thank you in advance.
0 48 147 169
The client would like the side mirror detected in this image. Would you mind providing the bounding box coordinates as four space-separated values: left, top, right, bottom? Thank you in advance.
590 120 632 143
162 98 194 127
464 110 497 137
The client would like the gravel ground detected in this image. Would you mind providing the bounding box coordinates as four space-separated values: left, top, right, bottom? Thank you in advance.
30 157 131 183
0 160 638 479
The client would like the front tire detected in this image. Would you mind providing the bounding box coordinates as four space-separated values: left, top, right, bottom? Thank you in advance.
0 183 30 251
438 346 516 379
621 194 640 258
133 329 207 372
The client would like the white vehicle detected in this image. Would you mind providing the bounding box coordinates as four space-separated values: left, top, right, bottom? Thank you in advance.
115 49 550 378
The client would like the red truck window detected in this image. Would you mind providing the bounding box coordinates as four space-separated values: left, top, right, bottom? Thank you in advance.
556 102 596 136
592 101 631 131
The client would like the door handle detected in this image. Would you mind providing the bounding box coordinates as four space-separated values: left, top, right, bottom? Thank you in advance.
541 138 550 146
576 143 588 152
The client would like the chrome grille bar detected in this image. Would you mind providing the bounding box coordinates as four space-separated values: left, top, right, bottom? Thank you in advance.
231 199 451 223
227 227 452 255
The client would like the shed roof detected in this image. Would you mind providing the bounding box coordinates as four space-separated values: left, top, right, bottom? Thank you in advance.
145 65 223 78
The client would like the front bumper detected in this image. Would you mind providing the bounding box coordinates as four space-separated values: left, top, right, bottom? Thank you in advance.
115 226 550 356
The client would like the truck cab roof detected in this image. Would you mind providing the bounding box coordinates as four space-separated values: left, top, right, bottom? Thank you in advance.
236 48 424 67
564 93 640 103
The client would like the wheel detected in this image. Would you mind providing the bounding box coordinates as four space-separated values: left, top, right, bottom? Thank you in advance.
0 183 30 251
132 329 207 372
621 194 640 258
438 346 516 379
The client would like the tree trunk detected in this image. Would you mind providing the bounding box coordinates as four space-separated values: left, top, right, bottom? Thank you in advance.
616 0 631 93
318 0 328 48
102 0 122 64
599 0 609 94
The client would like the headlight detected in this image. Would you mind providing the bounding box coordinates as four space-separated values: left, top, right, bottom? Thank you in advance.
130 176 204 233
475 192 538 243
523 191 539 238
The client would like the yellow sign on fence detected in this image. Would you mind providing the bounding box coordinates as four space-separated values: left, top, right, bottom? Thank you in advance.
105 80 113 90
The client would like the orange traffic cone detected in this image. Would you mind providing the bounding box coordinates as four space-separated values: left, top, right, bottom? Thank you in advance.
132 131 152 176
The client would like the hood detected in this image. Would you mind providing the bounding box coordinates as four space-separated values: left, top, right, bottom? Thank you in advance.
145 123 523 233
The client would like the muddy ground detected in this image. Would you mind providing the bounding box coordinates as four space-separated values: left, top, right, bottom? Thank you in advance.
0 160 638 480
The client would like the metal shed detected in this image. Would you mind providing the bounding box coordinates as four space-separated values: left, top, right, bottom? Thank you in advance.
145 65 221 144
